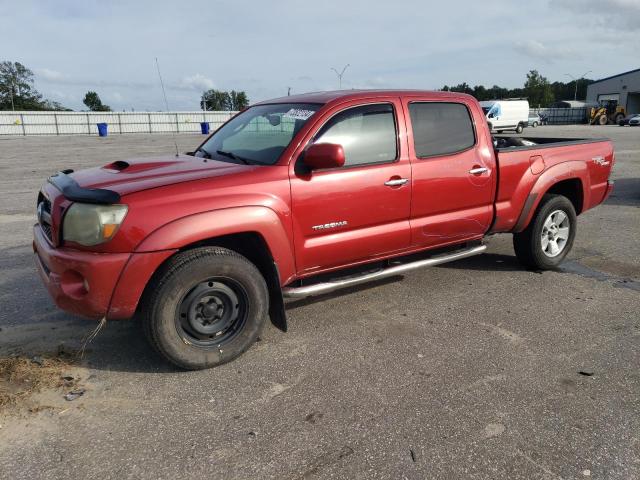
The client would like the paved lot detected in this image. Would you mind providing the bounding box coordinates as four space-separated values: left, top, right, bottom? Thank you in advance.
1 126 639 479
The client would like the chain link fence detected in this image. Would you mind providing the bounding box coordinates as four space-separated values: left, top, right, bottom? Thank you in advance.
530 107 588 125
0 111 237 136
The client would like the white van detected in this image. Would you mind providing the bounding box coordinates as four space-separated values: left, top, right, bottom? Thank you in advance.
479 100 530 133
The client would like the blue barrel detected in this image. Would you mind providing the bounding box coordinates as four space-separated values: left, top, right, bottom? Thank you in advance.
97 123 108 137
200 122 210 135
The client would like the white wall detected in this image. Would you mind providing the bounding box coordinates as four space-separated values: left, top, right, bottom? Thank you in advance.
0 111 237 136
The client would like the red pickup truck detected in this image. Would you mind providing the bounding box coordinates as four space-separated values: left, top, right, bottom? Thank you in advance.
33 90 614 369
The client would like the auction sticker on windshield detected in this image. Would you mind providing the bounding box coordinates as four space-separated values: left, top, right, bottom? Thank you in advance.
283 108 315 120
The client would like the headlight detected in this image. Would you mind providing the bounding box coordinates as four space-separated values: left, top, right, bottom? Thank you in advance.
63 203 128 246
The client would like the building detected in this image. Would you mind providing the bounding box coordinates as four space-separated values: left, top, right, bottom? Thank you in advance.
586 68 640 113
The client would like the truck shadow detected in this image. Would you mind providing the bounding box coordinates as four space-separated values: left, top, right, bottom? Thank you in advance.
604 178 640 207
437 253 524 272
285 277 403 310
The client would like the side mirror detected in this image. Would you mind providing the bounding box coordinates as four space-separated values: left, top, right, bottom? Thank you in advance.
488 113 494 119
303 143 345 170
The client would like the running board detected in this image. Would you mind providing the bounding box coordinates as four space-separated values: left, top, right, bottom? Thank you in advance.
282 244 487 299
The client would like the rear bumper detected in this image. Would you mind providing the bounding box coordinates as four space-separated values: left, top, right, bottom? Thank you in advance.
33 225 130 319
603 180 614 203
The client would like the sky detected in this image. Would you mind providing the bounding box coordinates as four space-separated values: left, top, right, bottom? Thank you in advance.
2 0 639 111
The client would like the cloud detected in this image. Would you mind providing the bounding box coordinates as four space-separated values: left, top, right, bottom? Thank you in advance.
513 40 576 63
179 74 215 91
36 68 66 81
552 0 640 31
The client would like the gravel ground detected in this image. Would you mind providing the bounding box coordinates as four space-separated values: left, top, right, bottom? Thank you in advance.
0 125 638 479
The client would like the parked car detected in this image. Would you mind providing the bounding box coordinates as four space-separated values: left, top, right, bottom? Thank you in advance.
528 113 541 127
34 90 615 369
619 114 640 126
479 99 530 133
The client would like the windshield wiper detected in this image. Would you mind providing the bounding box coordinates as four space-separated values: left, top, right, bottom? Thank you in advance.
216 149 251 165
195 146 211 158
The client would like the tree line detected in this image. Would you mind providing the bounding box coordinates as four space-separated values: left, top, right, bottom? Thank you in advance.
1 60 251 112
2 60 591 112
442 70 594 107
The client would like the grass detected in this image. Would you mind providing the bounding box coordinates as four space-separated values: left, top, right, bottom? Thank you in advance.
0 346 81 412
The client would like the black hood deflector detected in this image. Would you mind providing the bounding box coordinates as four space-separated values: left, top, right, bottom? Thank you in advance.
48 170 121 204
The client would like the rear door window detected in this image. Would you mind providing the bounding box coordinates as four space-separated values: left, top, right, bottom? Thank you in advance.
408 102 476 158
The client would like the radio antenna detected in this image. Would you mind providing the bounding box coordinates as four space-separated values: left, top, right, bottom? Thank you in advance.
155 57 180 157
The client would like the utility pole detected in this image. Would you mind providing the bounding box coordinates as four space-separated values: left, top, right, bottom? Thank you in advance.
564 71 592 101
287 86 291 96
331 64 350 89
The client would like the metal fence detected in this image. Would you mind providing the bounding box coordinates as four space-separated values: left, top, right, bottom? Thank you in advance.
0 111 238 136
530 107 588 125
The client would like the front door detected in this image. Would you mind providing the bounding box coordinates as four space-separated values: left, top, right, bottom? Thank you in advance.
402 98 496 249
289 100 412 275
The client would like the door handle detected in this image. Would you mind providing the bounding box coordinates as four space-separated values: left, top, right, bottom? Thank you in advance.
469 167 488 175
384 178 409 186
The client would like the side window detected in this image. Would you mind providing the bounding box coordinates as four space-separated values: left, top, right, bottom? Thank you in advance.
408 102 476 158
314 104 397 167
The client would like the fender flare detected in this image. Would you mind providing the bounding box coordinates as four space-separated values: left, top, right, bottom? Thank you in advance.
513 161 589 232
134 206 297 285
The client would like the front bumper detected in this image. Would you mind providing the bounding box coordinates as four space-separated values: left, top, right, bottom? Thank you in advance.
33 225 130 319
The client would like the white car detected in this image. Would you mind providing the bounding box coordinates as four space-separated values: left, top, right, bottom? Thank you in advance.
618 114 640 126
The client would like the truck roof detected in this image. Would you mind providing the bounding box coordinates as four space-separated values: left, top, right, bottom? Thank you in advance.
254 89 475 106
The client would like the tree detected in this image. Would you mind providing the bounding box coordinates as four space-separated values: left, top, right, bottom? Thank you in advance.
201 89 249 111
229 90 249 110
524 70 554 108
0 61 45 110
83 91 111 111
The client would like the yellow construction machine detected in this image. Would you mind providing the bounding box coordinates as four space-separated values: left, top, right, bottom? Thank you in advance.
589 100 625 125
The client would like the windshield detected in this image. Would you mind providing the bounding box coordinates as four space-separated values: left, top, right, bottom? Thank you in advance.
195 103 321 165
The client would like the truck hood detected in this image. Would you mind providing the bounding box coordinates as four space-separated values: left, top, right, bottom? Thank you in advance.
68 155 252 197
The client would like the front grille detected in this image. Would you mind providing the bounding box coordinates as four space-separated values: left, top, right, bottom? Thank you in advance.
37 193 53 242
41 222 52 240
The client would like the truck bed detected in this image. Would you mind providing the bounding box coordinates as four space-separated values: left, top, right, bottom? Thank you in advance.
490 136 614 234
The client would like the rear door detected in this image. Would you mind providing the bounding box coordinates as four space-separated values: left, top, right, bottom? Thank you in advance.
289 99 412 275
403 97 496 249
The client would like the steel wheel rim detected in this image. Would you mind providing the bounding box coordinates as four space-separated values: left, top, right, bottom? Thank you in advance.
540 209 570 258
175 277 248 347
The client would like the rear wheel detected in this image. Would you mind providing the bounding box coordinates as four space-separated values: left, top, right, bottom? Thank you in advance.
513 194 577 270
614 113 624 125
142 247 268 370
516 123 524 133
532 121 538 128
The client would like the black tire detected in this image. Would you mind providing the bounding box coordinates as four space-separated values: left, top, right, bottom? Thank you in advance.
614 113 624 125
513 194 577 270
532 121 538 128
516 123 524 134
141 247 268 370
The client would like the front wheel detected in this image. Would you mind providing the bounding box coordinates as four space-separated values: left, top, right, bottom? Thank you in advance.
513 194 577 270
141 247 268 370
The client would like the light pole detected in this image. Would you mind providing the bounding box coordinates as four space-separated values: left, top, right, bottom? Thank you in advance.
331 64 350 89
564 71 592 101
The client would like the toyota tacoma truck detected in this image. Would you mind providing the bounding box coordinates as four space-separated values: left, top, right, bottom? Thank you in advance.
33 90 615 369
